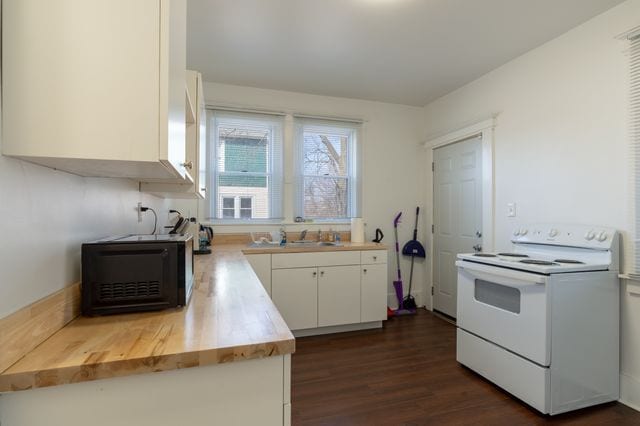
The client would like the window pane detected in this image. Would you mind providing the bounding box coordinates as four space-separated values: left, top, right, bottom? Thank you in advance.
218 126 269 174
304 176 348 218
303 132 348 177
222 208 235 218
240 197 252 208
222 197 234 208
219 173 267 188
240 209 252 219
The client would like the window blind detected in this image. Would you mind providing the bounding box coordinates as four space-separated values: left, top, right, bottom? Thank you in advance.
208 110 284 221
631 33 640 273
294 118 362 220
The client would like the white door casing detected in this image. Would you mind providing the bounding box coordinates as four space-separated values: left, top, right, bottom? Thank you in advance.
432 135 483 317
425 118 495 316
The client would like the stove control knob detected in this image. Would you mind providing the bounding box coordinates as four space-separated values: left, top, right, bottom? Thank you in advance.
513 229 521 236
549 229 558 238
596 232 608 242
585 231 595 241
519 228 528 236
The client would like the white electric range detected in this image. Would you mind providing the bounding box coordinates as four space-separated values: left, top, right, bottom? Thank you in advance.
455 224 620 415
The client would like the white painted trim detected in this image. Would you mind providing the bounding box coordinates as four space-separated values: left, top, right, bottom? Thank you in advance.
292 321 382 337
423 117 495 149
427 118 496 313
620 373 640 412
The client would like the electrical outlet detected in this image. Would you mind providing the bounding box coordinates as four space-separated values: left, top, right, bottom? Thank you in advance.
137 202 143 222
507 203 516 217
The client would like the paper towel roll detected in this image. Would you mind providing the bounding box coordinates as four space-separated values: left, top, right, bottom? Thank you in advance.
351 218 365 243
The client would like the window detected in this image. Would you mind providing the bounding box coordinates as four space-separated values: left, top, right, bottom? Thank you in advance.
630 31 640 274
295 120 361 220
209 111 283 221
220 196 253 219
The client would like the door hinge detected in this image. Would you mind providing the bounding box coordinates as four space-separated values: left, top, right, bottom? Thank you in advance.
431 224 434 233
431 162 434 172
431 286 434 296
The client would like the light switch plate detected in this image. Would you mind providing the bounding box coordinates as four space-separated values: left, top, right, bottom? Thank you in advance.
507 203 516 217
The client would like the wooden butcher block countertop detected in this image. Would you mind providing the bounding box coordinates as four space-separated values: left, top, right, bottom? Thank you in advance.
0 245 295 392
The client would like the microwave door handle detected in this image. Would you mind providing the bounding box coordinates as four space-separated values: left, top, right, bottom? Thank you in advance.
455 261 547 286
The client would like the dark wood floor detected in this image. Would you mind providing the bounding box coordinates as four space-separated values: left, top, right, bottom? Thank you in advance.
291 309 640 425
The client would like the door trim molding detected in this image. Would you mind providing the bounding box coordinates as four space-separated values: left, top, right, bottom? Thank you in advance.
425 117 496 312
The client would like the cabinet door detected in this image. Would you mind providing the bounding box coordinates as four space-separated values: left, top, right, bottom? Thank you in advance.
245 254 272 296
361 264 388 322
318 266 361 327
196 72 207 198
272 268 318 330
159 0 187 177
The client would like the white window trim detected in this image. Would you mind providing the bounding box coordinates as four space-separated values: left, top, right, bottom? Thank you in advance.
202 109 364 226
294 119 362 221
207 111 283 222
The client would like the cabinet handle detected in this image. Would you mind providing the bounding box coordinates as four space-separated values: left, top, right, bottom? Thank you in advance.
373 256 377 260
363 269 367 273
201 187 206 192
181 161 193 169
320 271 324 276
312 271 317 277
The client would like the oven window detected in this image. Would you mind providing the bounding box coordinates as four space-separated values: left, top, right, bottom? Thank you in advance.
474 279 521 314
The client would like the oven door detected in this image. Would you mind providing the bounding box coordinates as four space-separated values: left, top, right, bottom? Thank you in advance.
456 260 550 366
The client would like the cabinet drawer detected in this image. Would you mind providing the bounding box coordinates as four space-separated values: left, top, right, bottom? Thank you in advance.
361 250 387 265
457 329 549 413
272 251 361 269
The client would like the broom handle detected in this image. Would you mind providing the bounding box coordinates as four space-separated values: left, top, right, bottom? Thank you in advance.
413 207 420 240
394 225 402 280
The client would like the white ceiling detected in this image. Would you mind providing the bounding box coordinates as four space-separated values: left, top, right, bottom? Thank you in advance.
187 0 624 106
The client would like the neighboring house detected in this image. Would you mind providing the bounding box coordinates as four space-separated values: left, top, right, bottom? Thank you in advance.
217 135 269 219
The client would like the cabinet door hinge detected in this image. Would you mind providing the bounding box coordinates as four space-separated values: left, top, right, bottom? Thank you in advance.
431 224 434 233
431 286 434 296
431 162 434 172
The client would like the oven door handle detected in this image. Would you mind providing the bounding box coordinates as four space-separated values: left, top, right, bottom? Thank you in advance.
456 260 547 286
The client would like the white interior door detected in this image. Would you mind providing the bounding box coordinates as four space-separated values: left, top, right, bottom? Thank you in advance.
433 135 482 318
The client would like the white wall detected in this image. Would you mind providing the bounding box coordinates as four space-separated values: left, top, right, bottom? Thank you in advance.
421 0 640 410
0 82 170 319
171 82 427 307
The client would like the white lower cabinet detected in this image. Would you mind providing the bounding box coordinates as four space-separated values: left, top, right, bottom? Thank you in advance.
361 263 388 322
245 253 272 296
318 265 361 327
264 250 388 333
272 268 318 330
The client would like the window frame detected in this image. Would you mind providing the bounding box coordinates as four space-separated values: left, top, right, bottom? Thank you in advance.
294 119 362 221
207 110 284 223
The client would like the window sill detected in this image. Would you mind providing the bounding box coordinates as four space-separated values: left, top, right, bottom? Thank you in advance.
619 273 640 282
201 219 352 227
618 274 640 296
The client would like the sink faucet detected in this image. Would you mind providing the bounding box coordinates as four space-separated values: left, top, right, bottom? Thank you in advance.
300 229 307 241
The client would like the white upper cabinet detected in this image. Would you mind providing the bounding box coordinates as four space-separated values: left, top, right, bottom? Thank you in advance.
2 0 188 180
140 70 207 198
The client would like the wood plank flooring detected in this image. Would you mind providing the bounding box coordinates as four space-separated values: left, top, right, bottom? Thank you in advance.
291 309 640 425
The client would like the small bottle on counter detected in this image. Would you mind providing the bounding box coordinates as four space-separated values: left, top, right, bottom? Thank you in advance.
280 227 287 246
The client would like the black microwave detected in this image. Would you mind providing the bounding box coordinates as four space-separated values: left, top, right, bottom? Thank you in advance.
81 234 194 316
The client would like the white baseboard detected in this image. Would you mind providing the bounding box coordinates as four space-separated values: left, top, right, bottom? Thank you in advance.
620 373 640 412
293 321 382 337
